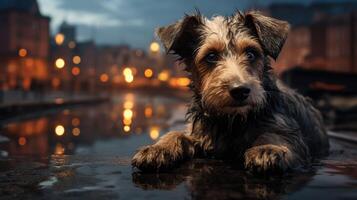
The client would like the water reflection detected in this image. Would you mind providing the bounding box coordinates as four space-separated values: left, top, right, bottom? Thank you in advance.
132 160 315 199
0 92 181 157
0 93 356 199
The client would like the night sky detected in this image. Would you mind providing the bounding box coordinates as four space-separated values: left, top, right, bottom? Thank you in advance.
37 0 342 49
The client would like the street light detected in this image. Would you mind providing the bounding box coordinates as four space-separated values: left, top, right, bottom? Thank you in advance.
72 56 81 64
55 33 65 45
150 42 160 53
55 58 65 69
144 68 153 78
18 48 27 57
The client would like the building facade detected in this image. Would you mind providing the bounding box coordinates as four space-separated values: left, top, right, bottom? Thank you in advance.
0 0 50 90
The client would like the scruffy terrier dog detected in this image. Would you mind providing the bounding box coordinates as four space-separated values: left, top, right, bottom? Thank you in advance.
132 11 329 173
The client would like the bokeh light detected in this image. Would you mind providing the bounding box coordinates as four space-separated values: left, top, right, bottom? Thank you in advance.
100 73 109 82
55 125 65 136
150 42 160 53
55 58 65 69
72 56 81 64
144 68 153 78
55 33 65 45
18 48 27 57
18 137 27 146
71 67 80 76
72 128 80 136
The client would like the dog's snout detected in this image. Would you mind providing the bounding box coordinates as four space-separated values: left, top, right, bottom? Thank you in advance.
229 86 250 101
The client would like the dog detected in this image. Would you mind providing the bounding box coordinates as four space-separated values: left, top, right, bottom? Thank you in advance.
132 11 329 173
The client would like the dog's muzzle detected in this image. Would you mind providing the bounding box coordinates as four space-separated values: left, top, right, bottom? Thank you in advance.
229 85 250 102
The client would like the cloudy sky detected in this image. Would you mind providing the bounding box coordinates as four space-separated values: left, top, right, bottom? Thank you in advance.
37 0 335 49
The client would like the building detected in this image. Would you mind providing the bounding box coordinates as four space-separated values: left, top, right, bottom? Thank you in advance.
0 0 50 90
266 2 357 74
306 12 357 73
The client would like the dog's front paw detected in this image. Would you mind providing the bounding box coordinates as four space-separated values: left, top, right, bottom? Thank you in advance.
132 145 180 172
244 144 294 173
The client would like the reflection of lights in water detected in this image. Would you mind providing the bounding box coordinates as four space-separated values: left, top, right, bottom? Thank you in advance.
123 125 131 132
125 74 134 83
144 106 153 118
71 118 80 126
72 128 80 136
55 143 65 155
150 127 160 140
123 101 134 109
55 125 65 136
123 67 134 83
123 109 133 119
18 137 27 146
158 70 170 81
144 68 153 78
123 118 132 125
55 98 64 104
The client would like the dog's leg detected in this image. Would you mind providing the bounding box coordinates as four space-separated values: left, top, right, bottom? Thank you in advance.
244 133 307 173
132 131 197 171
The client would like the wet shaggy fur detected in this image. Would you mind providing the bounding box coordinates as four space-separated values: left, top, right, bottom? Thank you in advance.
132 11 329 173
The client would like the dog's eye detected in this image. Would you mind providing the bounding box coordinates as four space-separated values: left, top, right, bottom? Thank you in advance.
204 52 219 64
246 51 256 62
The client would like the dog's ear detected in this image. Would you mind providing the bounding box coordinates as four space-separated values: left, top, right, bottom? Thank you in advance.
156 14 202 58
244 11 290 60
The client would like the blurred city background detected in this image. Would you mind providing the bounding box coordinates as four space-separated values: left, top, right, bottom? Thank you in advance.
0 0 357 199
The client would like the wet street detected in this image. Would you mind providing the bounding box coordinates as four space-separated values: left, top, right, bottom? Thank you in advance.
0 92 357 200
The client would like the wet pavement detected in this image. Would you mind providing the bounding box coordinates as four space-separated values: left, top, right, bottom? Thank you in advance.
0 92 357 200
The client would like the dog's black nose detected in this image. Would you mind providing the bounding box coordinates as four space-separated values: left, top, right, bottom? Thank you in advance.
229 86 250 101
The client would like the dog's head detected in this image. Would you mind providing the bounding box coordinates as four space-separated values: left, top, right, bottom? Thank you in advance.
156 11 289 116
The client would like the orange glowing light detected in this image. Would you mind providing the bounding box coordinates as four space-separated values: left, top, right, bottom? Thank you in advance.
71 67 80 76
18 48 27 57
123 118 132 125
150 42 160 53
123 101 134 109
144 68 153 78
55 143 65 155
158 70 170 81
144 106 153 118
55 125 65 136
123 109 133 119
72 128 80 136
55 58 65 69
72 56 81 64
52 78 61 88
123 125 131 132
71 118 80 126
100 73 109 82
177 77 190 87
123 67 132 76
150 127 160 140
125 75 134 83
55 33 65 45
18 137 27 146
